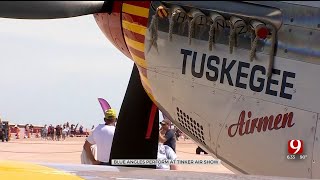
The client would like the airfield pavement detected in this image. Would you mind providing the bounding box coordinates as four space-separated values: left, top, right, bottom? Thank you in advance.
0 136 233 174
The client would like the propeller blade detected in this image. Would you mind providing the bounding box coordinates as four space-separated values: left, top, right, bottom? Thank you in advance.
0 1 110 19
110 64 159 169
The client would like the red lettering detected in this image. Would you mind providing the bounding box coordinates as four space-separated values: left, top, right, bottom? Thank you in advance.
228 111 245 137
238 114 246 136
228 111 295 137
249 118 258 134
244 111 252 134
244 120 251 134
274 114 282 130
283 112 294 128
268 115 274 130
257 116 269 132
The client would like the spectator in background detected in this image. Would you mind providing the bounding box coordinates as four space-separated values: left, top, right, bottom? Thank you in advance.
74 123 79 136
29 124 34 136
71 123 78 137
47 124 52 140
8 125 11 141
159 119 176 152
157 136 178 170
3 122 8 142
70 124 75 137
0 119 4 142
174 126 181 141
79 125 84 135
14 125 20 139
50 124 55 140
42 125 48 140
62 125 68 141
24 124 29 139
66 122 70 137
55 125 62 141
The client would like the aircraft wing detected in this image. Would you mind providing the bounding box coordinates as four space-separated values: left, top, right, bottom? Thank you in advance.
0 160 310 180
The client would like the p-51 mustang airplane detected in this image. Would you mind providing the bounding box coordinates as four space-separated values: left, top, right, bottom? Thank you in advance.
0 1 319 179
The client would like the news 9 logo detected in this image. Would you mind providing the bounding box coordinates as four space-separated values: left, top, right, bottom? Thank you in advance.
288 140 303 154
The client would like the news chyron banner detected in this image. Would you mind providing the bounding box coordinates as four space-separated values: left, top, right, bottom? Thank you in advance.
111 159 221 166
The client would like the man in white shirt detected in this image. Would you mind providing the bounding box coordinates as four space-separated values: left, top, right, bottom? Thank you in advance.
83 109 117 165
157 137 178 170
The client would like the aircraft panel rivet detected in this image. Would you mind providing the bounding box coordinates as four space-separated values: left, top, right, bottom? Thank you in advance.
312 160 315 163
316 137 318 141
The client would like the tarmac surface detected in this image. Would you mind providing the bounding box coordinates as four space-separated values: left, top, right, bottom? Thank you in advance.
0 136 233 174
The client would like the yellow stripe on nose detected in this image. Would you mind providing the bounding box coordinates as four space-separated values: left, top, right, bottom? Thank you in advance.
140 73 151 90
122 20 147 36
124 36 145 52
131 53 147 68
122 3 149 18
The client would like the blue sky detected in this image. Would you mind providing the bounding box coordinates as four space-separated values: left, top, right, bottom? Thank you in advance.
0 15 134 129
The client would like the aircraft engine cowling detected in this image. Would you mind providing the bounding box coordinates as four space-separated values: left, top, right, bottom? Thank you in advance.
93 1 132 60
